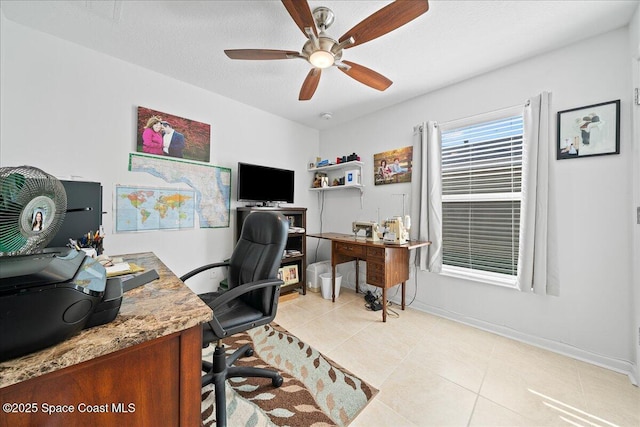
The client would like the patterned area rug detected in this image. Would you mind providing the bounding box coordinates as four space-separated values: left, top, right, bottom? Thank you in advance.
201 323 378 426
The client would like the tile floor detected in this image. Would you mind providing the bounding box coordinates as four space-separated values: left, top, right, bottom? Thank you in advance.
275 288 640 427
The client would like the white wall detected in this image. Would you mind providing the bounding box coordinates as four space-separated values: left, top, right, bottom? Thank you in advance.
318 28 636 379
1 10 637 381
629 5 640 383
0 14 319 293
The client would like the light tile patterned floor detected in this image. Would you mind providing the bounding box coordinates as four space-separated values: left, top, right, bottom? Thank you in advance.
275 289 640 427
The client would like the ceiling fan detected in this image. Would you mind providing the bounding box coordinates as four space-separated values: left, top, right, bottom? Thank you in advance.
224 0 430 101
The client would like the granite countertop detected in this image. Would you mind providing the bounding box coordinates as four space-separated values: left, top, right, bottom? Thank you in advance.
0 252 212 389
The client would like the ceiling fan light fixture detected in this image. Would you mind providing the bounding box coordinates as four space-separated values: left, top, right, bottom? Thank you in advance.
225 0 430 100
309 50 334 69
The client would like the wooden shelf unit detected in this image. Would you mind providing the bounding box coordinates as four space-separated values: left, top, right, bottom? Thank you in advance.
236 207 307 295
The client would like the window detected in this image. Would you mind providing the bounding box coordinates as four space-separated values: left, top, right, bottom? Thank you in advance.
440 113 523 285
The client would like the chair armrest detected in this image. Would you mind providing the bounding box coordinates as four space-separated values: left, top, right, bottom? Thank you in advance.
206 278 283 312
180 260 230 282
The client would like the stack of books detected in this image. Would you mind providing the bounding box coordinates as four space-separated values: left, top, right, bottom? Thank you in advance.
284 249 302 257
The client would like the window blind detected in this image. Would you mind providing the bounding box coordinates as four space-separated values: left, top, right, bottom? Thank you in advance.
441 115 523 276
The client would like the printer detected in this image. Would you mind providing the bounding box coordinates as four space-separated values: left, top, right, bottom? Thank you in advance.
0 167 122 361
0 248 123 361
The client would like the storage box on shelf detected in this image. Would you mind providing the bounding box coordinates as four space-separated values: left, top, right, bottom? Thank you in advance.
236 207 307 295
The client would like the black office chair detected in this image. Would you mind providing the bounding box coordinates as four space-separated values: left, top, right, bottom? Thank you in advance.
180 211 288 427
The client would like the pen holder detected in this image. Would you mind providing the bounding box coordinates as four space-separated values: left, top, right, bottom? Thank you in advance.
74 233 104 256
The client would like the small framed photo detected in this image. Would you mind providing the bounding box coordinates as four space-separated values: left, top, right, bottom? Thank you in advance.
557 100 620 160
278 264 299 286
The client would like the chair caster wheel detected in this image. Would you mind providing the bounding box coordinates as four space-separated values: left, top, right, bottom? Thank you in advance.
244 348 254 357
272 375 283 387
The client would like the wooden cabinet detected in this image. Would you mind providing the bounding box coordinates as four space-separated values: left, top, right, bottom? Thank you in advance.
0 253 211 427
364 247 409 289
237 207 307 295
0 326 202 427
365 246 386 286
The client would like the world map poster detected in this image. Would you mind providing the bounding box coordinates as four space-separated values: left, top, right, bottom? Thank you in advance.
126 153 231 229
116 185 195 232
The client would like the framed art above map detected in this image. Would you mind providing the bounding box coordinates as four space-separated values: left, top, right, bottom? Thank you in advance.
136 106 211 163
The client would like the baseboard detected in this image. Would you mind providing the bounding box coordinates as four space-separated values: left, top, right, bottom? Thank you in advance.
391 297 638 386
630 363 639 386
341 281 638 385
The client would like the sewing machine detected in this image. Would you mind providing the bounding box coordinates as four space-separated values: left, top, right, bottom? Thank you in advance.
382 216 410 244
352 221 382 241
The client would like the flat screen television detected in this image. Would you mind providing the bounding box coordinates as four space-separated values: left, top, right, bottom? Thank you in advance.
237 162 294 205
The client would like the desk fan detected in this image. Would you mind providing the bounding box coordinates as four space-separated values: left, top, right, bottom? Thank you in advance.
0 166 67 256
0 167 123 362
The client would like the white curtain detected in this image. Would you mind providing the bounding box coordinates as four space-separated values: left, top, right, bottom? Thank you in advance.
516 91 560 295
410 121 442 272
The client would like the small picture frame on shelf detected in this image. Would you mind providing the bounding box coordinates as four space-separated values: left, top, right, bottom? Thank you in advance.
278 265 299 286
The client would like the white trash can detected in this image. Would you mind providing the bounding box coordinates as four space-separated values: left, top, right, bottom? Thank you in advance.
319 272 342 300
306 261 331 293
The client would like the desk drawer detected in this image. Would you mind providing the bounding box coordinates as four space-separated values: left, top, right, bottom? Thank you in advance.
334 242 365 258
366 247 385 260
367 261 385 286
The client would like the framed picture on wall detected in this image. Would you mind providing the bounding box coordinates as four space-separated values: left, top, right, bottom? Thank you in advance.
136 106 211 163
556 100 620 160
373 146 413 185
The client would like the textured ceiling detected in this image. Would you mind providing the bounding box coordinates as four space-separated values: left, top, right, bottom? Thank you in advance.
1 0 638 130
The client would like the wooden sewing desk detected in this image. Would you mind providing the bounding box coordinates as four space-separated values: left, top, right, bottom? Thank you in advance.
307 233 430 322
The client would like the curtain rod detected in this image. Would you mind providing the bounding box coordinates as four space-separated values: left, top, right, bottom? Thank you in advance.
414 100 531 133
439 100 530 129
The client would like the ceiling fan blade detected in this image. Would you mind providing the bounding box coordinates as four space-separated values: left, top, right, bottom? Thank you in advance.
299 68 321 101
339 0 429 49
339 61 392 91
282 0 317 38
224 49 299 60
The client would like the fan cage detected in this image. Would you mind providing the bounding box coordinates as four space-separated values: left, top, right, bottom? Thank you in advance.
0 166 67 256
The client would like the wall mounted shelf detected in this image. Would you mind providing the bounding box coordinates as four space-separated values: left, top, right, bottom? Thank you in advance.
308 161 364 193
